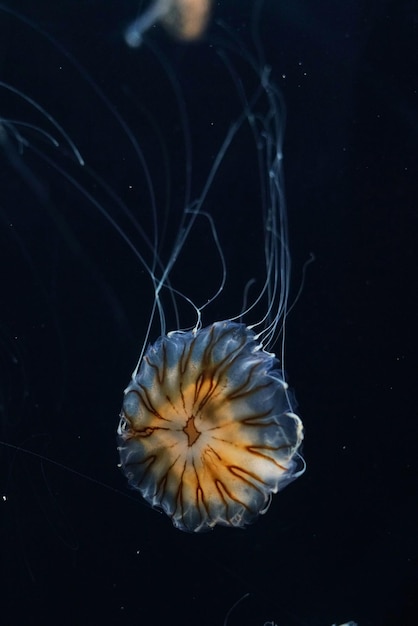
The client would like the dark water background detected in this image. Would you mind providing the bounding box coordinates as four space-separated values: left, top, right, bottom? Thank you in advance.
0 1 416 625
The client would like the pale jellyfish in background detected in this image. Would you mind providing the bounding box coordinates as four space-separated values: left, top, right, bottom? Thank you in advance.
223 593 358 626
262 621 358 625
125 0 212 46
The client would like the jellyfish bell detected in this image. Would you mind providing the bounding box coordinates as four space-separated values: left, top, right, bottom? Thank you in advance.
118 321 303 532
0 3 304 534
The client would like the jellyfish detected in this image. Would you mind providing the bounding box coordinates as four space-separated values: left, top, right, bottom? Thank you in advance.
117 16 304 531
125 0 213 47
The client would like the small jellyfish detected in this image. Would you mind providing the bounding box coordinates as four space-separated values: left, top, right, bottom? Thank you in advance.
125 0 212 46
